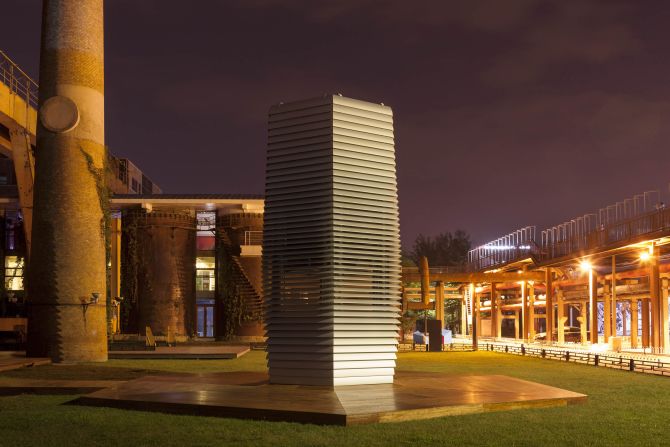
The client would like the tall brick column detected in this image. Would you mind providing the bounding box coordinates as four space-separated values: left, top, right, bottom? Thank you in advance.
27 0 107 362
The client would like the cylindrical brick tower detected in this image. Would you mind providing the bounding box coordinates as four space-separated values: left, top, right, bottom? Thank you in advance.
27 0 108 362
122 209 196 337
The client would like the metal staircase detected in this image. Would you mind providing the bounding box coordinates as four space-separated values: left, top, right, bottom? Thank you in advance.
216 225 262 318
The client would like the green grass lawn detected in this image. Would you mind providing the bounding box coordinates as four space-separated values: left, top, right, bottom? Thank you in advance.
1 351 669 447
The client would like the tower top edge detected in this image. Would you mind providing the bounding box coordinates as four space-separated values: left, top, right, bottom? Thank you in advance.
269 95 392 116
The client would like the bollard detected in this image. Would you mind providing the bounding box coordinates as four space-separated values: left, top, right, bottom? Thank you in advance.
594 354 599 366
630 359 635 371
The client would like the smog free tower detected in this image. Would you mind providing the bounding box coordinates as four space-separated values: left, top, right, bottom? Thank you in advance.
27 0 107 362
264 95 401 386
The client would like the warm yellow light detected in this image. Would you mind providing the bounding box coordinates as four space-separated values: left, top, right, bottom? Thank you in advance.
640 251 651 262
580 260 592 272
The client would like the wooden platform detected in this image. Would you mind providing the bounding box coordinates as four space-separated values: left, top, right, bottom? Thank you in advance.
0 378 118 395
0 352 50 372
108 345 249 360
75 370 586 425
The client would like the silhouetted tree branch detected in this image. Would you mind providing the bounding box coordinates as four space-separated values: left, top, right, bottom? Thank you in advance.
409 230 471 267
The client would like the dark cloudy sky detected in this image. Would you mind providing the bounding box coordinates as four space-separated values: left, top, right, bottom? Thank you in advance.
3 1 670 249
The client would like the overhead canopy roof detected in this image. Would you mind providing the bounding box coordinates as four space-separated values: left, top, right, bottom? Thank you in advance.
110 193 264 212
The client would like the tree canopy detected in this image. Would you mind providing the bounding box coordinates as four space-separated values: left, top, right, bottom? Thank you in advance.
409 230 471 267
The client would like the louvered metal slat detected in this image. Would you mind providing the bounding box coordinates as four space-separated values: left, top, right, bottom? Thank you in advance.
264 95 401 386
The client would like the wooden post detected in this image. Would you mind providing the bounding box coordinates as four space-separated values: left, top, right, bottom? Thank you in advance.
557 289 565 344
578 301 588 345
662 278 669 352
521 281 527 341
642 298 650 348
460 289 467 337
489 283 496 338
491 282 501 340
630 298 639 349
471 283 478 351
475 290 482 341
545 268 554 343
514 312 520 340
434 281 445 324
650 247 662 352
577 313 587 345
420 256 430 306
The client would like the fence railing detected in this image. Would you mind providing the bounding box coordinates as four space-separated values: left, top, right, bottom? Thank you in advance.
398 342 473 352
482 341 670 377
0 50 38 109
467 226 538 272
243 230 263 246
539 208 670 261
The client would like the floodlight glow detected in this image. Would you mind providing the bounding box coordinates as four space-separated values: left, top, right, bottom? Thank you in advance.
640 251 650 262
580 260 592 271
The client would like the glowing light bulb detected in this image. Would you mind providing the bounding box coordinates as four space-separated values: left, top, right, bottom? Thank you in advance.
580 260 592 272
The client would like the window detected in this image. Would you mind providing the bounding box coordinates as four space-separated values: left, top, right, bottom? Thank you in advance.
196 256 215 291
131 178 139 192
197 211 216 250
5 256 24 291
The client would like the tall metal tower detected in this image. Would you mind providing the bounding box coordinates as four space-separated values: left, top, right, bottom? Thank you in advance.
264 95 401 386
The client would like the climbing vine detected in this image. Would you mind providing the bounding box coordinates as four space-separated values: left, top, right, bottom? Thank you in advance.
80 146 113 334
216 236 247 340
120 211 140 333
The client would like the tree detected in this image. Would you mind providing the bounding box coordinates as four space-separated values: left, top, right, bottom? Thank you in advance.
409 230 472 267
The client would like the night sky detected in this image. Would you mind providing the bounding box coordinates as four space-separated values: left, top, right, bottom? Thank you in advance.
4 1 670 249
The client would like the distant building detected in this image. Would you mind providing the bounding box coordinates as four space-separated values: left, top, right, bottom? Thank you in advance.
108 157 162 195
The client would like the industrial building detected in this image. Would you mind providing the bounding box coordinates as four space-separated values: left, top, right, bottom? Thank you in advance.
0 50 265 346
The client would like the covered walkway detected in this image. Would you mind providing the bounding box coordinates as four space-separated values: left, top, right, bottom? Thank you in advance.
408 189 670 355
